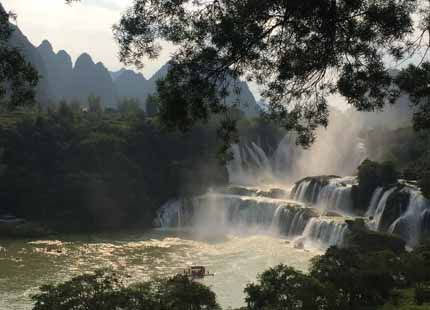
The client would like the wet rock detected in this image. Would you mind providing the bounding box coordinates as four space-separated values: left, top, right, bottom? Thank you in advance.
323 211 343 217
256 188 288 199
345 219 405 254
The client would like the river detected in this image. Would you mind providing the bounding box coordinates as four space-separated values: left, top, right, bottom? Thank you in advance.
0 229 317 309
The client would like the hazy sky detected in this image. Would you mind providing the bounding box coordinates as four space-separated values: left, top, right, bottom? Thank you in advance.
2 0 176 79
2 0 359 106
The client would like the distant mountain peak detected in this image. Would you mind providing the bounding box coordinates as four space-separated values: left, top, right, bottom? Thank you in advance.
75 53 94 68
121 69 146 80
38 39 53 52
56 50 72 65
95 61 107 70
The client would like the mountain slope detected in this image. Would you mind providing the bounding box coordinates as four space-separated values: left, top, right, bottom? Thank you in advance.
9 26 52 102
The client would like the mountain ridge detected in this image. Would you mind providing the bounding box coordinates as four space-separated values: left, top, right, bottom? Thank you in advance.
11 29 261 115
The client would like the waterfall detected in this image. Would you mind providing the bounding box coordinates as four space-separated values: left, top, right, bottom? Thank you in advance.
227 117 368 186
296 218 347 249
365 187 384 217
388 189 429 247
156 191 348 249
156 200 183 227
250 142 272 172
227 144 248 185
364 185 430 247
270 206 284 233
292 180 313 203
292 177 355 214
315 178 354 214
366 187 397 231
227 143 273 185
272 134 300 182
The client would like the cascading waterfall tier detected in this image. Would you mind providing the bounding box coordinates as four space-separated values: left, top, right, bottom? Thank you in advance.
156 190 349 249
367 184 430 247
296 217 348 249
292 176 430 247
227 143 273 185
291 176 356 215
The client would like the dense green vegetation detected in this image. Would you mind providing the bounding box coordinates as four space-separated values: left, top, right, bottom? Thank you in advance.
0 103 226 232
32 269 220 310
31 239 430 310
0 101 283 234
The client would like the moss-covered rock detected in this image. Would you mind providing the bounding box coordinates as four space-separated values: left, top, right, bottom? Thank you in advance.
344 219 406 254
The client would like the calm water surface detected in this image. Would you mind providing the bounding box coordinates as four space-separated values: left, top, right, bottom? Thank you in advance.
0 229 317 309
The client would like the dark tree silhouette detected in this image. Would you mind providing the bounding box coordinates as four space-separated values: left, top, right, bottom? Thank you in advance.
107 0 429 146
0 4 39 109
396 62 430 131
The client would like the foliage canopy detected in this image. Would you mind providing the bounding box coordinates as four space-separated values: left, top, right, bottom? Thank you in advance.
111 0 428 146
0 4 39 109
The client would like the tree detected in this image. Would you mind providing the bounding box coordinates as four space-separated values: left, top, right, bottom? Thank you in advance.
117 97 143 117
161 274 221 310
310 247 400 309
0 4 39 109
110 0 427 147
87 94 103 114
32 269 220 310
146 94 159 117
244 264 333 310
32 269 126 310
396 62 430 132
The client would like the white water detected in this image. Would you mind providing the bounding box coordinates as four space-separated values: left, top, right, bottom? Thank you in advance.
365 187 384 217
367 187 397 231
292 177 355 215
388 189 429 247
290 177 430 247
157 192 347 250
227 108 368 186
297 217 348 249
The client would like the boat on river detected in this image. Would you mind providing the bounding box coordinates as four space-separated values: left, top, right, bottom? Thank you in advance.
183 266 214 279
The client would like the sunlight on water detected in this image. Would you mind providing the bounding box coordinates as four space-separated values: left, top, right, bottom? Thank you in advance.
0 230 317 309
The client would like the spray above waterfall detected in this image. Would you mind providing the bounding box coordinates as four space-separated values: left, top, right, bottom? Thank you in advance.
228 108 368 186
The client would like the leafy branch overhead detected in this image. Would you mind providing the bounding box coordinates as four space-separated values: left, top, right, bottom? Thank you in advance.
111 0 429 146
0 4 39 109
